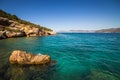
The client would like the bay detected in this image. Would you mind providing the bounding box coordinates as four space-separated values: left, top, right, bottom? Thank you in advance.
0 33 120 80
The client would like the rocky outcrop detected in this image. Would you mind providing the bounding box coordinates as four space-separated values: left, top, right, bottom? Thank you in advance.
47 31 56 35
0 31 7 39
9 50 51 65
5 31 26 38
0 17 56 39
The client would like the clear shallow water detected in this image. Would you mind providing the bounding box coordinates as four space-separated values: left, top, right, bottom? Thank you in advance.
0 33 120 80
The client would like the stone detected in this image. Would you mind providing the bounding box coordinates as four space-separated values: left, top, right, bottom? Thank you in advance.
0 17 11 26
9 50 51 65
5 31 26 38
0 31 7 39
85 70 119 80
47 31 56 35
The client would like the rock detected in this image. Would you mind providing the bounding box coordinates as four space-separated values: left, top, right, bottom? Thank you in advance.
0 31 7 39
85 70 119 80
38 31 56 36
23 26 40 37
47 31 56 35
9 50 51 65
5 64 51 80
0 17 11 26
5 31 26 38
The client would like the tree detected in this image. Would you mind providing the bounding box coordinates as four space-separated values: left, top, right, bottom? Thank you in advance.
11 15 19 20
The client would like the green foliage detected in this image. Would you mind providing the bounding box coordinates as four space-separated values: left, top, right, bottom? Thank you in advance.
0 9 52 31
0 10 19 21
41 26 53 31
12 15 19 20
0 9 9 18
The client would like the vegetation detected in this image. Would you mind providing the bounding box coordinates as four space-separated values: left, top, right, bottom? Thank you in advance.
0 9 52 31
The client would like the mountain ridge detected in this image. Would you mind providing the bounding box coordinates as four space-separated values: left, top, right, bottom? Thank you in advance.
58 28 120 33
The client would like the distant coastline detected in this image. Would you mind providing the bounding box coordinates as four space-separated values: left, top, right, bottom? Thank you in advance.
58 28 120 33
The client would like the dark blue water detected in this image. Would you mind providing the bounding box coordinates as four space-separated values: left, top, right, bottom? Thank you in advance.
0 33 120 80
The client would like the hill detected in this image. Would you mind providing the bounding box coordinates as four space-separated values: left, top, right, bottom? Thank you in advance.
0 9 56 39
66 28 120 33
95 28 120 33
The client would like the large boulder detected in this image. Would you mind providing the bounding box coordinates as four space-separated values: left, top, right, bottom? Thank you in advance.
9 50 51 65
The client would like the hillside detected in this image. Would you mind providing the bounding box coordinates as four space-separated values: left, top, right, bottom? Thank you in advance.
66 28 120 33
95 28 120 33
0 9 56 39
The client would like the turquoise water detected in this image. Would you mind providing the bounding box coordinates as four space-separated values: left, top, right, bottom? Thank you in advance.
0 33 120 80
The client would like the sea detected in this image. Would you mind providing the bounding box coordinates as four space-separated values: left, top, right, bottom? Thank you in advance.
0 33 120 80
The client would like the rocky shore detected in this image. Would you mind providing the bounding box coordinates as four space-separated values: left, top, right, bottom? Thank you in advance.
0 17 56 39
0 50 56 80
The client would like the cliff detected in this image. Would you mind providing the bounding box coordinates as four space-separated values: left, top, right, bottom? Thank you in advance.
0 10 56 39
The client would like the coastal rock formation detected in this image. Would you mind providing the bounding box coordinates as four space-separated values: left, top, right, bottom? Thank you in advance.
5 31 26 38
0 9 56 39
47 31 56 35
9 50 51 65
0 31 7 39
0 17 56 39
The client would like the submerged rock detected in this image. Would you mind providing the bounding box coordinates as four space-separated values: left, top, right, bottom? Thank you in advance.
9 50 51 65
85 70 119 80
5 64 53 80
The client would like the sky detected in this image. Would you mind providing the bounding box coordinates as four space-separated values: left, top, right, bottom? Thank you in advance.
0 0 120 31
